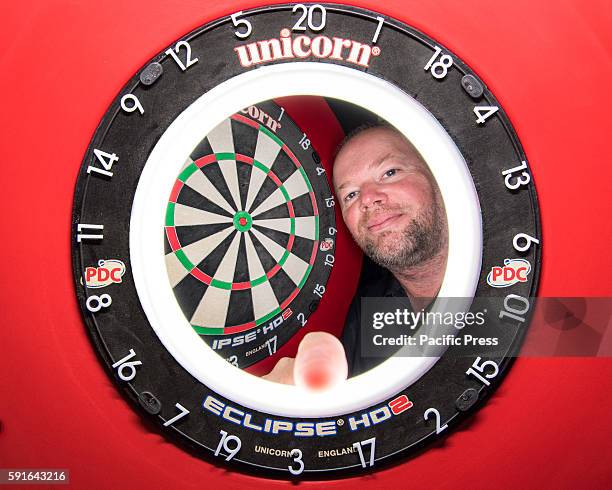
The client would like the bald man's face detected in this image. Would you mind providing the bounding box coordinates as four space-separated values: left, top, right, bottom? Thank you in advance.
333 128 446 270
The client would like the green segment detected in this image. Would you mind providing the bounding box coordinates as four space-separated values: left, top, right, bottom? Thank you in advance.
250 275 267 287
290 217 295 236
178 162 198 182
165 202 175 226
175 249 194 271
260 125 283 147
215 152 235 161
211 279 232 290
315 215 319 240
253 159 270 174
279 185 290 203
279 250 290 267
256 307 282 326
298 265 313 290
192 325 224 335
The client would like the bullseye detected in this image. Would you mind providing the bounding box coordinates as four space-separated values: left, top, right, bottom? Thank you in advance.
232 210 252 232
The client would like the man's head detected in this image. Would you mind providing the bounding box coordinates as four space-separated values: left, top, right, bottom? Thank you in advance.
332 125 447 272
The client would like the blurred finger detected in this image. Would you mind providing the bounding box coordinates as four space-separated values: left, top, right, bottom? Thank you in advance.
294 332 348 391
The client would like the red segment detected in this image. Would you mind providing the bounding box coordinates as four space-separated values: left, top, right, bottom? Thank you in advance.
281 287 300 310
165 227 181 252
286 233 295 253
266 264 281 279
235 153 254 165
286 200 295 218
190 267 212 285
309 191 319 214
169 180 183 203
231 113 259 129
309 241 319 265
239 217 247 226
195 154 217 167
224 321 257 334
231 281 251 291
282 144 302 168
267 171 282 187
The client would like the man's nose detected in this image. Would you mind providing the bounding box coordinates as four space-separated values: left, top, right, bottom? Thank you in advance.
359 183 386 210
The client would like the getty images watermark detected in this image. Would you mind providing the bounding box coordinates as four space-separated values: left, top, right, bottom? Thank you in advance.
360 297 612 359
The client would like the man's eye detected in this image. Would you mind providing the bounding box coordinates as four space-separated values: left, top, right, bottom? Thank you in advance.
344 191 357 201
384 169 397 178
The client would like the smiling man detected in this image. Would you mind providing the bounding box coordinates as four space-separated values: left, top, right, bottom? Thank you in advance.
333 124 449 375
263 123 449 384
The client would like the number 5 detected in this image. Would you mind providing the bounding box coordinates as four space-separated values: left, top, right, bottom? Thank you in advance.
231 12 252 38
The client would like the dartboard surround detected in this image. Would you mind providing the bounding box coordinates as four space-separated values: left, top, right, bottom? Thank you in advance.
72 3 541 478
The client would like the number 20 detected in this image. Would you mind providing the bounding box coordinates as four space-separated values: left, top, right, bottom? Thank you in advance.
292 4 326 31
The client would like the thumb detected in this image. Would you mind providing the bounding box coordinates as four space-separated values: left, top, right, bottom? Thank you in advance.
294 332 348 391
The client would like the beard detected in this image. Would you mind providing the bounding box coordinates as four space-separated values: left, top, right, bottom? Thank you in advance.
356 201 446 271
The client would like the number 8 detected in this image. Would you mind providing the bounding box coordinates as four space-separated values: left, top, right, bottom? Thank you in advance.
86 293 112 313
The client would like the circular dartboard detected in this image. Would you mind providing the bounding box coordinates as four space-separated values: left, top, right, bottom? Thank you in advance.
163 100 334 365
72 3 541 478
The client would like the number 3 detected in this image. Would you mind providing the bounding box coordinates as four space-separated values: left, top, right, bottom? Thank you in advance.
288 448 304 475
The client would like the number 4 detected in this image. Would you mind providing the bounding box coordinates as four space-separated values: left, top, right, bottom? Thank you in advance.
474 106 499 124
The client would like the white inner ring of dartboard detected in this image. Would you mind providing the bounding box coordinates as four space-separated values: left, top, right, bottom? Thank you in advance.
130 62 482 418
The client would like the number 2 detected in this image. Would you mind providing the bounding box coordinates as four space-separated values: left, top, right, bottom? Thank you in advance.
424 407 448 434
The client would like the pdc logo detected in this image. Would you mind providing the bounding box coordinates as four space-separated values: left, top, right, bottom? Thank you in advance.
320 238 334 251
82 259 126 288
487 259 531 288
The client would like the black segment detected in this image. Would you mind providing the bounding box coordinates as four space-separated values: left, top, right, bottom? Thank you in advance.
270 151 296 182
200 162 238 212
247 175 279 214
177 181 234 218
291 193 315 217
268 267 298 301
252 203 290 220
232 234 250 283
173 272 208 322
175 223 232 248
225 289 255 327
190 138 213 161
252 224 290 251
231 118 258 158
236 161 253 211
249 230 278 273
290 235 315 264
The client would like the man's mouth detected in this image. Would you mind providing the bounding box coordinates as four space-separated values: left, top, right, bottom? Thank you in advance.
366 213 403 232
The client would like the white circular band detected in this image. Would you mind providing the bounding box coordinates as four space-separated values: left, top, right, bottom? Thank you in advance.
130 62 482 418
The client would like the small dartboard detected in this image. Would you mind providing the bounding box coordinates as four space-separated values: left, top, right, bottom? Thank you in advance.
72 3 541 478
163 101 335 365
